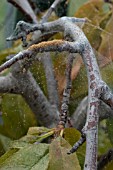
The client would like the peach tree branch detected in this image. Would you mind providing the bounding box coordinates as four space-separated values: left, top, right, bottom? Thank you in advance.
72 96 113 131
39 0 62 108
11 61 59 127
98 149 113 170
33 0 62 108
41 53 59 108
58 54 74 128
41 0 62 23
7 0 38 23
0 73 20 94
0 16 113 169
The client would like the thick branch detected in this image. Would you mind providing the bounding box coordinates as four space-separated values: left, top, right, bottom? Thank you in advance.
39 1 61 109
7 0 38 23
0 73 20 94
41 53 59 107
11 62 59 127
6 17 86 46
71 97 88 131
72 96 113 131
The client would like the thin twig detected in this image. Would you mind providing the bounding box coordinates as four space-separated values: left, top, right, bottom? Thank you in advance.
58 54 74 127
104 0 113 4
41 0 62 23
67 133 86 154
98 149 113 170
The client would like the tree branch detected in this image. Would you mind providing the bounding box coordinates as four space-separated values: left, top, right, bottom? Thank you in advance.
11 61 59 127
1 16 113 169
41 0 62 23
41 53 59 108
6 17 86 46
67 133 86 154
0 40 79 73
98 149 113 170
58 54 74 127
72 96 113 131
71 97 88 131
39 0 62 109
0 73 20 94
7 0 38 23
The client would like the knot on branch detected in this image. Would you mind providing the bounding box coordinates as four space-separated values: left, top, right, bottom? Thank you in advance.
6 21 33 47
99 81 112 99
98 81 113 109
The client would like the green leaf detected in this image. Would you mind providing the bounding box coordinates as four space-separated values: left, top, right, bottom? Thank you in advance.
68 0 88 16
0 43 23 67
0 143 49 170
64 128 81 146
0 94 37 139
106 118 113 144
9 126 54 147
10 140 31 149
0 148 19 166
48 136 81 170
74 0 107 50
17 127 54 144
27 127 51 135
31 153 49 170
0 130 81 170
0 134 11 153
98 13 113 66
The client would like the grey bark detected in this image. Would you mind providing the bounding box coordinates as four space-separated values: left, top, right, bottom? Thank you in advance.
0 16 113 170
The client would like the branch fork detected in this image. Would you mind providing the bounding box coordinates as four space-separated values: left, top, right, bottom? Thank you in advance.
0 15 113 169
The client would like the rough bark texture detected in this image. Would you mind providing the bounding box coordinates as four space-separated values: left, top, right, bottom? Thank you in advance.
0 7 113 169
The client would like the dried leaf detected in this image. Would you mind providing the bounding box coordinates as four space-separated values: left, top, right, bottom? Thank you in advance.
98 13 113 65
75 0 106 50
48 137 81 170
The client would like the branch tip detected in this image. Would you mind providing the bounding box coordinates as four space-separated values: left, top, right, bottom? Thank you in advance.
67 133 86 155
